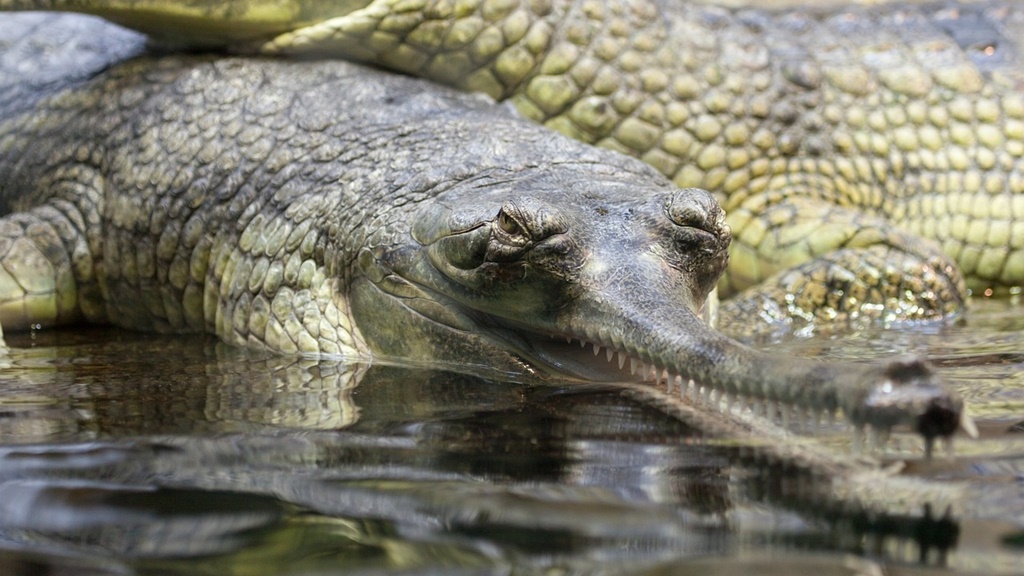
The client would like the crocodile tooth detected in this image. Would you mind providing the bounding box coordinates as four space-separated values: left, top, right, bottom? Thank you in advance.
877 425 891 452
592 343 601 356
852 425 865 455
606 348 614 362
894 539 907 561
867 425 884 452
960 412 979 438
618 352 626 370
735 394 747 413
736 392 748 411
580 339 587 348
724 393 734 415
609 333 622 350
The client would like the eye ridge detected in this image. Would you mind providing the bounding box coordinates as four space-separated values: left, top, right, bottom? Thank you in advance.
493 200 569 246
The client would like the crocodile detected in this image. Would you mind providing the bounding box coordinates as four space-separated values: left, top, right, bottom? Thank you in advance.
5 0 1020 334
0 11 975 463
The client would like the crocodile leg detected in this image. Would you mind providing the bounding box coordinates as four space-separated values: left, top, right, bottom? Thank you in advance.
719 197 967 336
720 245 966 337
0 202 100 331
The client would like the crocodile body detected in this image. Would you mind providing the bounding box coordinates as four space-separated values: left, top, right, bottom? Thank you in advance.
9 0 1021 332
0 10 973 460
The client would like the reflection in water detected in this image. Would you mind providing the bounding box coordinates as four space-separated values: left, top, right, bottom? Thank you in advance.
0 302 1023 574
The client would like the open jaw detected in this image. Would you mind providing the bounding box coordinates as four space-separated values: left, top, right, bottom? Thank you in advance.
493 322 669 383
477 313 976 459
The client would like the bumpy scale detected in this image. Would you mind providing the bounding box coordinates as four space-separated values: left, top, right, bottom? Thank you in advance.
0 14 975 460
9 0 1020 335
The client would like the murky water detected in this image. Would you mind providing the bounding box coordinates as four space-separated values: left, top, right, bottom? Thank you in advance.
1 299 1022 575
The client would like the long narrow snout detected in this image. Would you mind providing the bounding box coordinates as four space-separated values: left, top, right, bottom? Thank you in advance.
554 264 971 455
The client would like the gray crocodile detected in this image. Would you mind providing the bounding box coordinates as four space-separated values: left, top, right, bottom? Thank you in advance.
0 12 974 464
5 0 1021 333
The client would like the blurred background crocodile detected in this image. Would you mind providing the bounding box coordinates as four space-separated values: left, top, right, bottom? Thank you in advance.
4 0 1022 335
0 12 973 460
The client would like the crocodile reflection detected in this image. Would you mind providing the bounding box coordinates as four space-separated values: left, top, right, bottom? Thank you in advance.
0 330 961 569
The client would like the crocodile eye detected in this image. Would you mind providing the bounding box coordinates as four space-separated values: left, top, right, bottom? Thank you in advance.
497 209 521 235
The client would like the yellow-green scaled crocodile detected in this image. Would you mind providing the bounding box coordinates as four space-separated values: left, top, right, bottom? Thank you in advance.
0 10 975 464
5 0 1023 333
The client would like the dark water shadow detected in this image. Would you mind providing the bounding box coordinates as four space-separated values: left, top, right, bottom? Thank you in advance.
0 318 1021 574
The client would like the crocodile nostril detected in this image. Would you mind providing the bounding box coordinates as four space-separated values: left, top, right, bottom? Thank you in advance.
916 395 962 440
665 187 724 233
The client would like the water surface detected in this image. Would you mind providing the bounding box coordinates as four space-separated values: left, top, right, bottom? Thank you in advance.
1 299 1022 574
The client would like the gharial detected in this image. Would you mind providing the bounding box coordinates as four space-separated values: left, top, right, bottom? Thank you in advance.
0 13 975 457
5 0 1022 334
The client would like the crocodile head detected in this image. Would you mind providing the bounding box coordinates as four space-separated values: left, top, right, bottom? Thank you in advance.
351 167 972 450
352 167 728 381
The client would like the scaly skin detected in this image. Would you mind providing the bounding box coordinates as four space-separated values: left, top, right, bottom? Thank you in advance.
0 13 972 455
259 0 1020 331
7 0 1022 334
